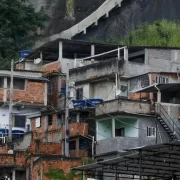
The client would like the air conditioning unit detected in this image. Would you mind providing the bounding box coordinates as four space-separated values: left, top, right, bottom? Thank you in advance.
120 85 127 91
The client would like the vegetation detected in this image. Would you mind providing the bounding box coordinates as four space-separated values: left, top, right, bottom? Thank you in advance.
66 0 75 20
105 20 180 47
0 0 48 68
45 169 77 180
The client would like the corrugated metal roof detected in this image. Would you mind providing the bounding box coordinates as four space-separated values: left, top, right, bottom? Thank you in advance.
0 73 49 81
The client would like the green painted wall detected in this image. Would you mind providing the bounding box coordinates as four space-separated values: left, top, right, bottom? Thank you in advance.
98 119 112 140
115 118 138 137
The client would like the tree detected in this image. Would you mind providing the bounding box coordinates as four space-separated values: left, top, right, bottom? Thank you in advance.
0 0 48 68
45 169 77 180
106 20 180 47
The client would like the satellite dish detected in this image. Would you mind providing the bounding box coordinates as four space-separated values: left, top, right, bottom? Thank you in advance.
34 58 42 64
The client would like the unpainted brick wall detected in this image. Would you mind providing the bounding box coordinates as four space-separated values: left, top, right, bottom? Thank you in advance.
6 80 45 104
31 114 89 141
32 159 81 180
28 141 62 155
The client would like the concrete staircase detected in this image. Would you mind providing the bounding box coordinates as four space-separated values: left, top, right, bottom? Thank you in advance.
35 0 123 48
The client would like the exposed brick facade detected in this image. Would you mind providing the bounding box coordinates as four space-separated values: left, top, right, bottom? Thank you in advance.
1 80 46 105
28 141 62 155
43 61 60 74
32 158 81 180
31 114 89 141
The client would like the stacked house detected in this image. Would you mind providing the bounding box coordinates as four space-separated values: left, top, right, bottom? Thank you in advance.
0 39 180 179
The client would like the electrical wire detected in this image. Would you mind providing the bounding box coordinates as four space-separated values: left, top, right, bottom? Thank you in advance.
72 86 173 135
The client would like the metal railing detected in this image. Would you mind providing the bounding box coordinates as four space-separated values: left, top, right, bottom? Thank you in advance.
156 103 180 138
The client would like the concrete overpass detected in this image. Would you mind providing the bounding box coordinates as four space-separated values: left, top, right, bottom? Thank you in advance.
35 0 123 48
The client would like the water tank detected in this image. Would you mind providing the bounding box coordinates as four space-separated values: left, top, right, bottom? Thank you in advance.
19 50 31 60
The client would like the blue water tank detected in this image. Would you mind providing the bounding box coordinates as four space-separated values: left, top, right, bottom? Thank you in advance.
72 100 86 108
86 99 103 107
19 50 31 59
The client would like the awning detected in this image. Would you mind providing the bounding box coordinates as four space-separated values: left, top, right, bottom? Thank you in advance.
132 83 180 93
73 141 180 179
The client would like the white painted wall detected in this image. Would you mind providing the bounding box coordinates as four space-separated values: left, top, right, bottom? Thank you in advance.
75 83 91 99
0 107 41 132
92 81 115 101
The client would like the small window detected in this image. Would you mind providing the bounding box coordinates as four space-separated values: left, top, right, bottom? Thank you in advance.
48 81 55 95
69 140 76 150
115 128 125 137
156 76 169 84
147 127 156 137
7 78 25 90
14 116 26 128
35 117 41 128
76 88 83 100
0 77 3 88
48 115 53 126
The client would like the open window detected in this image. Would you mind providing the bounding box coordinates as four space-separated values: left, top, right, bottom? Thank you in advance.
129 51 145 63
0 77 3 88
69 140 76 150
7 78 25 90
115 128 125 137
48 115 53 126
14 115 26 128
76 88 83 100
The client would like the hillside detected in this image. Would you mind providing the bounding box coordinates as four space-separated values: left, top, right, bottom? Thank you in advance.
73 0 180 42
29 0 105 37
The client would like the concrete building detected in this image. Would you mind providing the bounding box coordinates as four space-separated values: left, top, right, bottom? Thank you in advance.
2 39 180 179
0 69 48 142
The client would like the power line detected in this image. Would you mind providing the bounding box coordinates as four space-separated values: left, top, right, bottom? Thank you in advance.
71 86 173 134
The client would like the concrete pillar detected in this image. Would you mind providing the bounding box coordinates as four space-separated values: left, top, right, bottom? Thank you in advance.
112 118 115 138
59 41 63 62
12 169 16 180
3 77 7 102
40 51 43 66
44 82 47 106
157 91 161 103
96 121 99 140
83 29 86 34
124 47 128 61
26 168 29 180
91 45 95 62
105 12 109 18
95 21 98 26
76 113 80 123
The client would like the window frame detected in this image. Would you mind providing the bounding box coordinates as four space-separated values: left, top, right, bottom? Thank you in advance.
7 77 26 90
76 88 83 100
48 115 53 126
147 126 156 137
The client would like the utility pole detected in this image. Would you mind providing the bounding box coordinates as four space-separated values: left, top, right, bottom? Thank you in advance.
8 59 14 142
65 64 69 157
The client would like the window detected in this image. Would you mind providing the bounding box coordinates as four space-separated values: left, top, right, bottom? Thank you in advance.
48 81 55 95
115 128 125 137
76 88 83 100
7 78 25 90
69 140 76 150
48 115 53 126
14 116 26 128
147 127 156 137
0 77 3 88
156 76 169 84
35 117 41 128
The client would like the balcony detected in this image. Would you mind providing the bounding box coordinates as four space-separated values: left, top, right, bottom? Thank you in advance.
62 123 88 138
96 99 152 116
96 137 139 155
